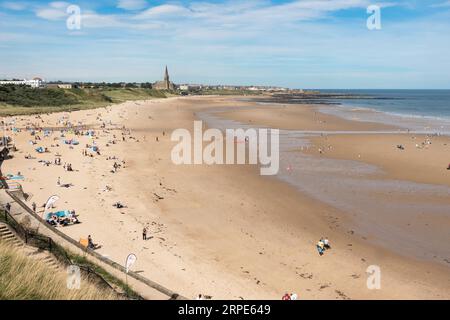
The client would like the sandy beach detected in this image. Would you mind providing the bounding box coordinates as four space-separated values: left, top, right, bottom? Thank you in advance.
2 96 449 300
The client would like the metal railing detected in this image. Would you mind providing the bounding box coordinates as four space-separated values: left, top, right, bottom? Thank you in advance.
0 208 134 299
4 190 184 300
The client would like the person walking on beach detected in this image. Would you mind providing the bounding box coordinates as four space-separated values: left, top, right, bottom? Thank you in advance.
143 227 148 241
32 202 36 213
5 202 11 215
57 176 61 186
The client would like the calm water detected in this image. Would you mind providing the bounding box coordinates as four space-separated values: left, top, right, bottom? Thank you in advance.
319 89 450 119
311 90 450 133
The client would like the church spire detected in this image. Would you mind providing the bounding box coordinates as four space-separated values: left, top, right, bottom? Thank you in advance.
164 65 169 82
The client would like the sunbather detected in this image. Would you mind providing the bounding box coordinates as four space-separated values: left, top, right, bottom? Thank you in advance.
113 202 125 209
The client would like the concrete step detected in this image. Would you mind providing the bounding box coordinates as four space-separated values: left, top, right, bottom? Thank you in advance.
0 223 62 271
11 240 24 247
4 238 22 246
23 247 40 255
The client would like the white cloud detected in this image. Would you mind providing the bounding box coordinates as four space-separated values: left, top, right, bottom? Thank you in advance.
1 1 28 11
82 12 125 28
117 0 148 11
35 2 70 21
33 0 393 31
431 1 450 8
135 4 191 19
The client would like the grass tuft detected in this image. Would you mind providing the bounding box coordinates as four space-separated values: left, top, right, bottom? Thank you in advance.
0 241 118 300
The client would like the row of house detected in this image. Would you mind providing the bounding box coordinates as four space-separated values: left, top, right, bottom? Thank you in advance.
0 77 44 88
178 84 291 92
1 68 293 93
0 77 73 89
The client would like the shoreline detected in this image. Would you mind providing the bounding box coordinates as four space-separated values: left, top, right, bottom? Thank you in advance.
2 96 449 299
215 98 450 267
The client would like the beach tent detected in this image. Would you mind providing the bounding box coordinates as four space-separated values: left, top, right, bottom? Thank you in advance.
35 147 45 153
6 174 24 181
64 139 79 146
44 210 70 221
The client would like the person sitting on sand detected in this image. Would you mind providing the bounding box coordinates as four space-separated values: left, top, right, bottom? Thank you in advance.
88 235 95 249
71 215 80 224
282 293 291 300
322 237 331 249
317 239 325 256
48 216 57 226
113 202 125 209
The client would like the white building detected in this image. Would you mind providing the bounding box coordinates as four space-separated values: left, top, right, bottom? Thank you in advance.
0 77 44 88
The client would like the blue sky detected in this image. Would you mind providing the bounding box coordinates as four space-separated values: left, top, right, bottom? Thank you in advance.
1 0 450 88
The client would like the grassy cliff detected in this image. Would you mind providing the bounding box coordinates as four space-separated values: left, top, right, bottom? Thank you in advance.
0 85 172 116
0 241 117 300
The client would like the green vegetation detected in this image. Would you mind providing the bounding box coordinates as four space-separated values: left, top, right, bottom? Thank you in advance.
0 85 81 107
0 211 141 300
68 252 142 300
0 85 173 116
0 241 118 300
102 87 169 101
0 83 262 116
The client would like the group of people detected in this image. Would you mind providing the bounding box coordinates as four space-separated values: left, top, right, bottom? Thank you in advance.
47 211 80 227
82 148 94 157
112 162 120 173
113 202 125 209
316 237 331 256
63 163 74 171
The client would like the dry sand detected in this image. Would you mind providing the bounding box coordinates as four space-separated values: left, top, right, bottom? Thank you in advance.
2 96 449 299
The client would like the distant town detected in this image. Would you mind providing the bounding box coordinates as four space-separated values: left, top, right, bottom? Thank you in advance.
0 67 304 95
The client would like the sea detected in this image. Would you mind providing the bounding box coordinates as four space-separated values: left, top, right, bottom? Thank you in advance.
316 89 450 133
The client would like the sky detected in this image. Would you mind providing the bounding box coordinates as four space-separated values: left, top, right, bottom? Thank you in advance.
1 0 450 89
